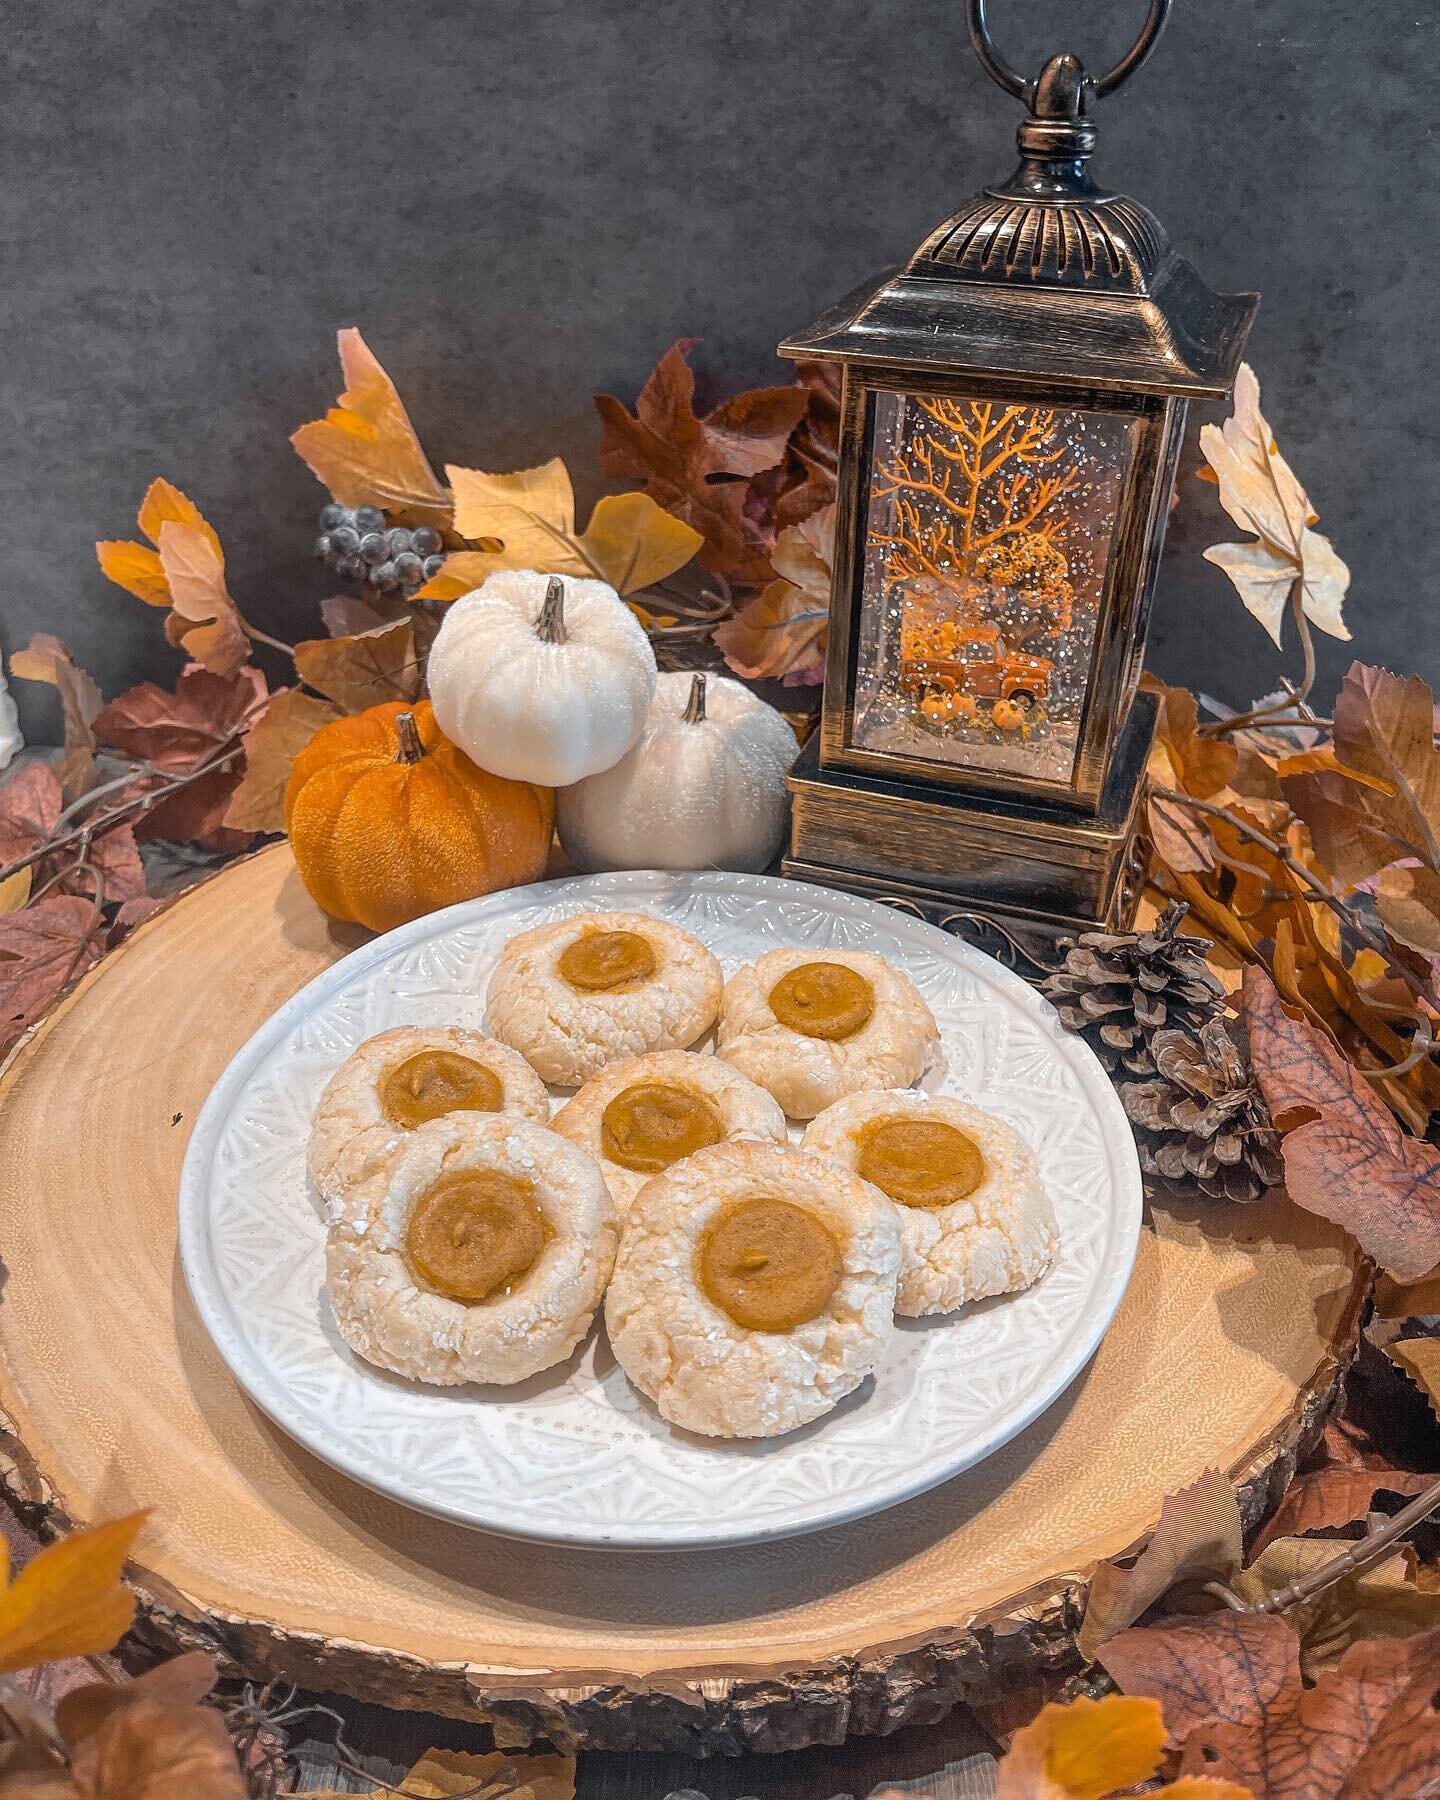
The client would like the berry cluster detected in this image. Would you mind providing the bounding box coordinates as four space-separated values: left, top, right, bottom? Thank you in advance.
314 504 445 595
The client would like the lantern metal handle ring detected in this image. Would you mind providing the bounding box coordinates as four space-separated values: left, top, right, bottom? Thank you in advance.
965 0 1172 109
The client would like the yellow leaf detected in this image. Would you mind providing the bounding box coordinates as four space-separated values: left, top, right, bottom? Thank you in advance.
0 867 32 913
296 1747 575 1800
291 328 452 527
0 1513 146 1672
995 1695 1166 1799
447 457 585 571
96 540 171 608
224 689 342 834
411 549 497 603
575 491 701 593
1387 1337 1440 1421
156 521 250 677
137 478 221 558
1199 363 1349 649
1152 1783 1255 1798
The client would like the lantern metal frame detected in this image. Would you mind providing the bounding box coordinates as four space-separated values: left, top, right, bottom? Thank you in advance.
778 0 1257 942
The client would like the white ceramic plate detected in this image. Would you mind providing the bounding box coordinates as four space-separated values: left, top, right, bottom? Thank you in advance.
179 870 1141 1551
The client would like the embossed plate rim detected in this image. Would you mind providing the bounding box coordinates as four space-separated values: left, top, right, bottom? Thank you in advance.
179 869 1142 1551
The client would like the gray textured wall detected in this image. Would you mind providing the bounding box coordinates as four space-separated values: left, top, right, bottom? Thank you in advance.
3 0 1434 743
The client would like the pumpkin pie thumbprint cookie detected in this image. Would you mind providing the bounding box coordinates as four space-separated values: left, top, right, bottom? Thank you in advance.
551 1049 787 1213
604 1141 902 1438
717 948 940 1120
325 1113 619 1387
485 911 723 1085
307 1025 550 1207
803 1089 1057 1317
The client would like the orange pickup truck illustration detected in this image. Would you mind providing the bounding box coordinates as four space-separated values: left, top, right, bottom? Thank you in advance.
899 622 1052 710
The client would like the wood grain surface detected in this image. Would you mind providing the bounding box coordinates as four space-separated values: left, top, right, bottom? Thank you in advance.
0 843 1367 1753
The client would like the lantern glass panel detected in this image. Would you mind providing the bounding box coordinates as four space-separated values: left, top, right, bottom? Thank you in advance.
852 389 1140 785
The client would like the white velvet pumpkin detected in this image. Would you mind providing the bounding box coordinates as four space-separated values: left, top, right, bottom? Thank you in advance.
557 671 799 874
427 569 657 786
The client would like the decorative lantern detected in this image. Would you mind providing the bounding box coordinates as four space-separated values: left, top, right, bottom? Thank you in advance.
781 0 1255 947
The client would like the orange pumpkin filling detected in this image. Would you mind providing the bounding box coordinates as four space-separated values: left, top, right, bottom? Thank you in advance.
855 1117 986 1209
404 1170 548 1303
697 1198 842 1332
600 1082 725 1173
558 930 658 993
380 1050 504 1129
768 961 875 1041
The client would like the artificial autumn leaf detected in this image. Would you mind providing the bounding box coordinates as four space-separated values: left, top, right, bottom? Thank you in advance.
9 636 102 798
595 337 809 583
713 504 833 684
94 539 169 609
1103 1612 1440 1798
1231 1535 1440 1679
291 327 451 528
1375 864 1440 956
54 1649 218 1747
93 665 266 850
440 458 701 595
154 520 249 677
1078 1468 1244 1660
297 1747 575 1800
1244 962 1440 1279
293 619 419 711
1254 1467 1436 1552
0 764 145 908
1143 675 1241 800
0 896 105 1043
0 1514 145 1673
1375 1269 1440 1317
1388 1339 1440 1423
0 867 32 913
223 689 341 834
319 591 410 637
1198 362 1350 649
0 764 63 872
992 1694 1247 1799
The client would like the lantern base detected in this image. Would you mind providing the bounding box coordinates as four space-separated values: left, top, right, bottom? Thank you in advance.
783 687 1157 959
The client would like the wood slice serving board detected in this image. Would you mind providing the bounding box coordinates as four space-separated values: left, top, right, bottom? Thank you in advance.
0 844 1367 1755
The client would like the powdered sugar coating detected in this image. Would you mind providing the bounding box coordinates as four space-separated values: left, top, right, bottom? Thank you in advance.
485 911 723 1085
550 1049 787 1212
325 1113 619 1386
604 1141 901 1438
717 948 941 1119
306 1024 549 1207
802 1089 1057 1317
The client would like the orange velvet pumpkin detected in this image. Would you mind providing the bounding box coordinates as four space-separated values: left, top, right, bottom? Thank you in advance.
284 700 554 932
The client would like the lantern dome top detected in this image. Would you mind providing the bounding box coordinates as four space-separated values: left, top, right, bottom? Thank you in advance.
780 3 1255 398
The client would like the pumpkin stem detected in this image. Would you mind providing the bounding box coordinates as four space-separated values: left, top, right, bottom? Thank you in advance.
683 672 707 725
537 576 567 645
393 711 425 764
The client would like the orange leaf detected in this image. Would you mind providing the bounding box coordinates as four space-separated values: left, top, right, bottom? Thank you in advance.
411 549 497 603
291 328 451 529
0 1513 146 1673
1387 1339 1440 1422
136 478 221 559
994 1694 1167 1799
223 688 341 834
95 540 170 608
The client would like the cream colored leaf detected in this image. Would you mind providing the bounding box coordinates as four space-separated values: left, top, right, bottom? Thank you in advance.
770 501 834 602
575 491 702 593
446 458 586 572
291 328 452 527
0 867 32 914
1199 363 1350 648
156 521 250 677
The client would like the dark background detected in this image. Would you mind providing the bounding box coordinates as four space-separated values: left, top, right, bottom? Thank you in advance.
3 0 1434 744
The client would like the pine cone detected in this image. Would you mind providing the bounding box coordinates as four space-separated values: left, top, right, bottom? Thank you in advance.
1041 902 1227 1076
1121 1018 1285 1204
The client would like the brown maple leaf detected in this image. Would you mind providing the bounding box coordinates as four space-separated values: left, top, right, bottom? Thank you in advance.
0 896 106 1044
1102 1612 1440 1798
746 358 842 540
93 666 266 850
595 338 809 585
1243 963 1440 1279
292 619 420 712
1254 1467 1437 1553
